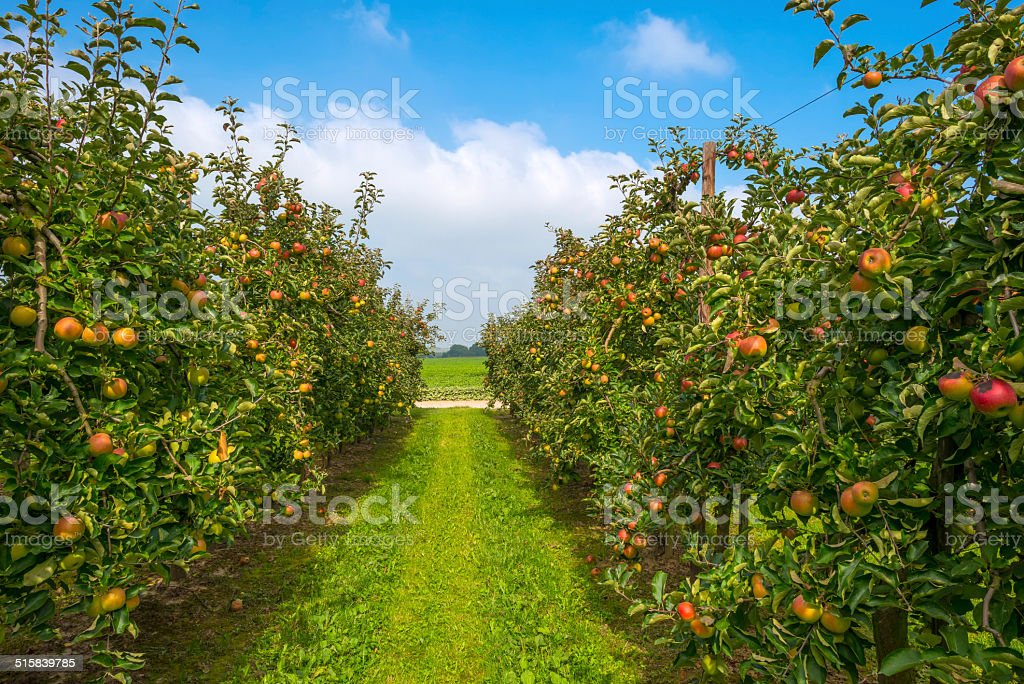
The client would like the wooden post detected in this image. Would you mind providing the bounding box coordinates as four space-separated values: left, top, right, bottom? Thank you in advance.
697 141 716 324
701 142 716 215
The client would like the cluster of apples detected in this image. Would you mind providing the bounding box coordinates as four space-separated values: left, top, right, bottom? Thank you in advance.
616 526 649 560
254 172 279 193
170 274 211 312
3 240 52 326
611 283 638 309
723 145 778 172
21 315 138 402
706 229 737 261
888 167 938 210
839 481 879 518
639 306 661 328
974 55 1024 112
790 594 851 634
50 316 135 349
675 600 716 638
85 586 139 617
657 269 688 302
789 480 878 520
647 235 670 264
578 350 610 386
851 247 892 293
939 372 1022 423
50 516 142 610
87 431 158 464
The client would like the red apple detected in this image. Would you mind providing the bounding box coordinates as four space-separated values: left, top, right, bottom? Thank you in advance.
737 335 768 360
858 248 892 277
894 183 914 204
88 433 114 457
1005 56 1024 92
53 515 85 541
850 272 876 293
785 188 806 205
970 378 1017 416
975 75 1007 112
792 595 823 623
789 490 817 517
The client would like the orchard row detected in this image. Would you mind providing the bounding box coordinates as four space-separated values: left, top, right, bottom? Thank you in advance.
485 1 1024 682
0 2 433 674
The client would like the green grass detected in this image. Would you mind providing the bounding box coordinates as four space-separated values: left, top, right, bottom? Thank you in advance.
196 409 644 683
420 357 489 400
63 409 660 682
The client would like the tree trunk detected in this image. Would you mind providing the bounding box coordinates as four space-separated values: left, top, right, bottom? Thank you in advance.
874 607 913 684
926 435 959 683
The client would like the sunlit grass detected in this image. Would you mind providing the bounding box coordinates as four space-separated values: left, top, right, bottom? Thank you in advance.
420 357 489 400
184 410 643 682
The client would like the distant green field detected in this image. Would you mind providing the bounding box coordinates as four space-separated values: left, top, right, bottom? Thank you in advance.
420 357 488 400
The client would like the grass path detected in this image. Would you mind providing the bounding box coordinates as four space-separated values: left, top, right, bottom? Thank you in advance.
370 410 489 679
222 409 644 683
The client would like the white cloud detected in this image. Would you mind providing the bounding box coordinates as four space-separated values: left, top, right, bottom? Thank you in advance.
610 11 731 76
339 1 409 49
165 99 640 338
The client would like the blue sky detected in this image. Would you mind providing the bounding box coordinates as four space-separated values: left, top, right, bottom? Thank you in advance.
177 1 961 154
158 1 965 344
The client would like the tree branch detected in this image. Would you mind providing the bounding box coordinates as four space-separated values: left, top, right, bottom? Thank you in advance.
48 361 93 437
32 228 48 353
982 574 1006 647
603 315 624 352
992 179 1024 196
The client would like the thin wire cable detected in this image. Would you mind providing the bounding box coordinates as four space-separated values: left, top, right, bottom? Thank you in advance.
766 18 963 128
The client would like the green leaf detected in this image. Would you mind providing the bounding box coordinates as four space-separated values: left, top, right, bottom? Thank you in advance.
126 17 167 32
879 648 924 675
840 14 869 31
22 559 56 587
813 40 835 67
652 571 667 604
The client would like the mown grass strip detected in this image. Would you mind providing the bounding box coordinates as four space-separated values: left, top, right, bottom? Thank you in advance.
467 412 643 684
368 409 490 682
220 415 441 683
190 409 645 683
